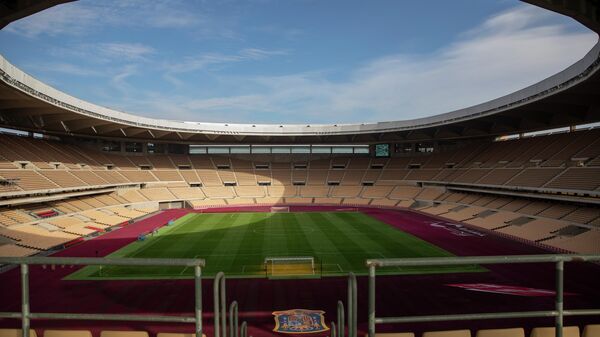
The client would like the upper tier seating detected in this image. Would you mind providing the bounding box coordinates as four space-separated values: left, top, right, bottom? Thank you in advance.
1 129 599 195
0 170 58 191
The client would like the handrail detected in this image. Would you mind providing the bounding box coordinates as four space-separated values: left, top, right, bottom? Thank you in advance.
0 256 205 267
347 273 357 337
214 272 226 337
331 321 336 337
0 256 205 337
366 254 600 337
229 301 238 337
337 300 344 337
366 254 598 267
240 321 248 337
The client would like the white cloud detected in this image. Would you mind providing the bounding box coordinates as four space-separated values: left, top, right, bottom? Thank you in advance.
5 0 204 38
4 4 98 37
111 64 138 94
239 48 289 59
138 4 599 123
161 48 289 87
96 43 155 60
26 62 104 77
165 48 289 74
7 3 599 124
48 42 155 65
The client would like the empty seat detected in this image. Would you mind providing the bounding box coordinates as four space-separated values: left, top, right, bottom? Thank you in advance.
476 328 524 337
45 331 93 337
530 327 580 337
372 333 415 337
100 332 149 337
583 325 600 337
157 334 206 337
423 330 471 337
0 330 37 337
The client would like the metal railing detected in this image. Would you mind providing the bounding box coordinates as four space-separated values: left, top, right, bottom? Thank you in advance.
229 301 238 337
366 254 600 337
347 272 357 337
214 272 226 337
229 301 250 337
0 256 206 337
240 321 249 337
336 300 344 337
332 273 357 337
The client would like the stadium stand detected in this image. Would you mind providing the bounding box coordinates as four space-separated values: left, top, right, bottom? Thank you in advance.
529 327 580 337
1 325 598 337
1 2 600 337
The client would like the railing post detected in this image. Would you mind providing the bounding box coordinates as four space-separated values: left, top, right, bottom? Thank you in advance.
214 272 226 337
221 276 226 337
331 321 337 337
194 265 203 337
555 260 564 337
337 300 344 337
240 321 247 337
346 273 357 337
229 301 238 337
21 264 29 337
368 264 376 337
347 275 353 337
351 273 357 337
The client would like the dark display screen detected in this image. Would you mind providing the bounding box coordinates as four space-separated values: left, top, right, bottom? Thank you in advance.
375 144 390 157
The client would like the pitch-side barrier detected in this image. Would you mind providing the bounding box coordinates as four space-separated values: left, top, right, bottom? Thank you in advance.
0 256 206 337
366 254 600 337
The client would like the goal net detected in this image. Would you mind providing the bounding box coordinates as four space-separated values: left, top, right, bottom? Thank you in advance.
270 206 290 213
264 256 315 278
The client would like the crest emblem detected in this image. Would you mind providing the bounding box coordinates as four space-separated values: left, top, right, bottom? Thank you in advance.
272 309 329 334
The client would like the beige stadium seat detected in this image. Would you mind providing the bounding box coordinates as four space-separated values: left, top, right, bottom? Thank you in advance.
0 330 37 337
157 333 206 337
476 328 524 337
371 333 415 337
530 327 580 337
45 331 92 337
100 332 149 337
583 325 600 337
423 330 471 337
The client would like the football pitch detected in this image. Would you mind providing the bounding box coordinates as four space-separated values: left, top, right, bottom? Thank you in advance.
67 211 484 280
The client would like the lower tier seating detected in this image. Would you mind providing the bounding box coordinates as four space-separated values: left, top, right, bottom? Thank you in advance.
0 325 597 337
1 183 599 257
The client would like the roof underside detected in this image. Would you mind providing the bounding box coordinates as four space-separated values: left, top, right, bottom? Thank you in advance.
0 0 599 144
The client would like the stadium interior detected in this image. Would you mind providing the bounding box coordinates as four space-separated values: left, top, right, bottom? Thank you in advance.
0 1 600 337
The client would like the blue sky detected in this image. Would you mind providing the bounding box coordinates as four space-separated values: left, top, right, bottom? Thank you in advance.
0 0 597 124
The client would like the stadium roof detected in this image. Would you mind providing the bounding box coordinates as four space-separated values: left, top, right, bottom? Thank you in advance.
0 0 599 144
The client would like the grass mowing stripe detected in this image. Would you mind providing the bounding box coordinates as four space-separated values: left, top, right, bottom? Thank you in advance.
308 213 363 272
336 212 426 257
230 213 263 274
66 211 486 280
210 213 255 274
295 212 351 274
284 213 311 256
127 213 203 258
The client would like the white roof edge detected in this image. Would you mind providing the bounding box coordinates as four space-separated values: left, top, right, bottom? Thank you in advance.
1 39 600 136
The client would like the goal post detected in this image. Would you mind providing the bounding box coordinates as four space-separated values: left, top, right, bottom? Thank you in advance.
270 206 290 213
264 256 317 279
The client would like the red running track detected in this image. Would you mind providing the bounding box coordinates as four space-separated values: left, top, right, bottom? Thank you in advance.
1 206 599 337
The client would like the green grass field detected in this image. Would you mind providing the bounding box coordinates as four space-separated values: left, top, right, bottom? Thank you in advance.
66 212 483 280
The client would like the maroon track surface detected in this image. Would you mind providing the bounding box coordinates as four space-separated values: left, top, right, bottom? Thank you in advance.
1 206 599 337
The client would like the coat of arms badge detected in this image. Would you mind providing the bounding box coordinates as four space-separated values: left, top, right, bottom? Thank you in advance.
272 309 329 334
